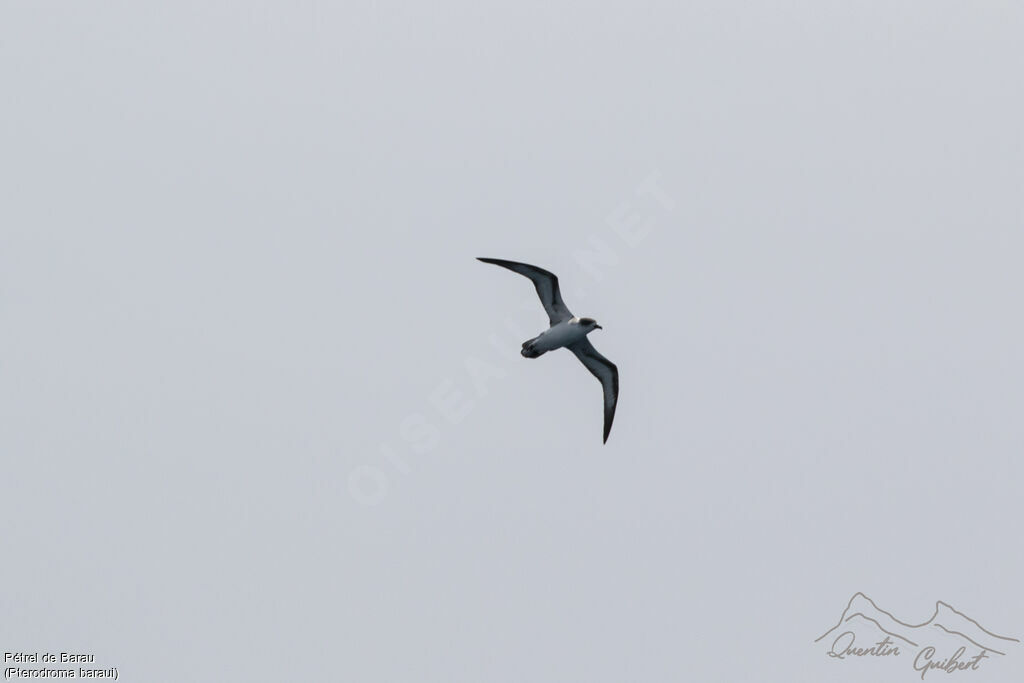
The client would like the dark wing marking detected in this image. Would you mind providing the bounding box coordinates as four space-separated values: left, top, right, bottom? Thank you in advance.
568 337 618 443
476 257 574 326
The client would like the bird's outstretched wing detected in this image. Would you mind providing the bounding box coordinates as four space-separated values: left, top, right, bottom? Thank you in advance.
567 337 619 443
477 257 574 326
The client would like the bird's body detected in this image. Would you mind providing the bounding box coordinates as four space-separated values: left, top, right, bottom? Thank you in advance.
522 317 594 357
477 257 619 443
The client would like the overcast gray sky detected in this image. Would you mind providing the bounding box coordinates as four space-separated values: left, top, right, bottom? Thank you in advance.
2 2 1022 682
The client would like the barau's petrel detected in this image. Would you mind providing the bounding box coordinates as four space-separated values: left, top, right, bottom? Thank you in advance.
477 257 619 443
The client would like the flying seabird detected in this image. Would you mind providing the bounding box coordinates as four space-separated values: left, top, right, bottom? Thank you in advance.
477 257 619 443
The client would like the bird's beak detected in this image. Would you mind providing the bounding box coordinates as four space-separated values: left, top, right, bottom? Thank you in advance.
595 325 603 330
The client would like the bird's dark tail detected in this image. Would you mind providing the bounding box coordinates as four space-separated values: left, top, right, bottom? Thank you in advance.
521 337 545 358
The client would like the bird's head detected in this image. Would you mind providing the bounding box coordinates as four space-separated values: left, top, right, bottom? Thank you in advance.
577 317 603 331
